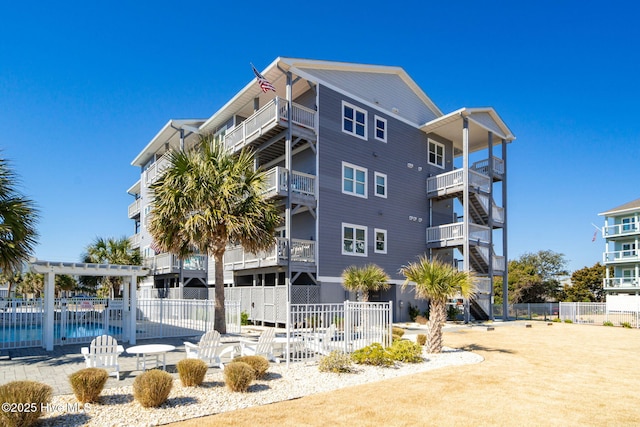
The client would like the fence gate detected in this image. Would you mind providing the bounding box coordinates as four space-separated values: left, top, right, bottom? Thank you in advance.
0 298 44 350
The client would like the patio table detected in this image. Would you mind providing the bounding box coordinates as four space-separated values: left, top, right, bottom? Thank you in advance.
126 344 176 371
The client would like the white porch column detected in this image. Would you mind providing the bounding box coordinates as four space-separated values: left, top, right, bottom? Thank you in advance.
129 274 137 345
43 272 55 351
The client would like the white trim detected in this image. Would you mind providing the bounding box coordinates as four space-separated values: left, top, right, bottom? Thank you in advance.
342 161 368 198
374 115 387 143
427 138 445 169
342 101 368 140
374 228 387 254
342 223 368 256
374 172 387 198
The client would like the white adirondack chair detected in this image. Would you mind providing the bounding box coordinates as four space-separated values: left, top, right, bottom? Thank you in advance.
81 335 124 380
240 328 276 361
184 330 235 368
305 324 339 355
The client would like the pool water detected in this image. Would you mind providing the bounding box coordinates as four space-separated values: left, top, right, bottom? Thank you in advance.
0 323 123 343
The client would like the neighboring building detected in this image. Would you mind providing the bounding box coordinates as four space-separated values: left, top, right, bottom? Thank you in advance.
600 198 640 297
127 57 515 322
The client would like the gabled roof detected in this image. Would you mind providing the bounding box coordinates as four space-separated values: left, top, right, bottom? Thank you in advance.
420 108 515 154
200 57 443 134
599 198 640 216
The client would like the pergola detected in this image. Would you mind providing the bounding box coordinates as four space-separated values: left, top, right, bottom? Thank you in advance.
29 259 148 350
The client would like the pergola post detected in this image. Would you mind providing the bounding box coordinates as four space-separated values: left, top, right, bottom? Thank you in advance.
129 274 137 345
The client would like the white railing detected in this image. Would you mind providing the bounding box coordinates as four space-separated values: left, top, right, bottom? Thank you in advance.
604 278 640 288
224 238 315 270
287 301 393 362
128 198 141 218
560 302 640 327
426 223 491 245
129 233 141 248
0 298 44 349
224 97 316 152
474 277 492 295
145 153 172 185
475 194 505 224
474 246 505 272
426 168 491 196
471 157 505 176
144 254 207 273
262 167 316 200
603 223 639 237
603 250 640 263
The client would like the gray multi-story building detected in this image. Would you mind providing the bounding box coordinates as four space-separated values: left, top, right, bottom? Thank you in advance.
127 57 515 323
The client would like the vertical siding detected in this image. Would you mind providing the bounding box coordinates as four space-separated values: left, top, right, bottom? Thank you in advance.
316 86 452 281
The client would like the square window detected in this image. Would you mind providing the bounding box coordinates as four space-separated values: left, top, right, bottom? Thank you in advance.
343 223 367 256
342 101 368 140
342 162 367 198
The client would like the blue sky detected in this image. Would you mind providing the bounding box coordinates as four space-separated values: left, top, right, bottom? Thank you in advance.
2 1 638 272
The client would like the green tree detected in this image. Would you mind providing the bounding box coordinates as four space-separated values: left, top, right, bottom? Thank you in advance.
341 264 390 302
55 274 77 297
148 135 280 334
563 263 605 302
0 157 39 275
400 256 476 353
0 270 22 298
81 237 141 298
18 271 44 298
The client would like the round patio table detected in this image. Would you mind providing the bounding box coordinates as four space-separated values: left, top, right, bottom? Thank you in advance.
126 344 176 371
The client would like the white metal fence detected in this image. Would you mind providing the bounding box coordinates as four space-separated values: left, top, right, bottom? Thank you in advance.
0 297 241 349
493 303 559 321
284 301 393 363
559 302 640 327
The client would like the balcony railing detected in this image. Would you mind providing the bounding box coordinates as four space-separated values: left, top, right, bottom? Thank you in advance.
145 153 171 185
426 168 491 198
475 246 506 272
224 97 316 152
604 278 640 289
224 238 315 271
426 223 491 245
144 253 206 274
603 223 639 238
129 233 141 248
128 198 141 218
475 193 505 224
263 167 316 201
603 250 640 263
471 156 504 177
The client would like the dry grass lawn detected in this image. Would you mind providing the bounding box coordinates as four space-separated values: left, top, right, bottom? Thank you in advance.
168 321 640 426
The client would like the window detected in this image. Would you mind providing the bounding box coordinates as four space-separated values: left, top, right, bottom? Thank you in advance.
342 162 367 198
374 115 387 142
374 172 387 198
622 269 634 284
342 101 367 140
622 217 636 232
622 242 636 257
343 223 367 256
428 139 445 168
374 229 387 254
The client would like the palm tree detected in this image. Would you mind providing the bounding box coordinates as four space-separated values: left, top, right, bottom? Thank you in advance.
400 255 476 353
148 134 280 334
82 237 141 298
341 264 390 302
0 156 38 275
19 271 44 298
0 270 22 298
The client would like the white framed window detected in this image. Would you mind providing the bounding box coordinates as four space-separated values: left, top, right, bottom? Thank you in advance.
622 217 637 232
342 101 367 140
342 162 367 198
374 115 387 142
374 172 387 198
622 269 634 283
622 242 636 257
374 228 387 254
342 223 367 256
428 139 445 169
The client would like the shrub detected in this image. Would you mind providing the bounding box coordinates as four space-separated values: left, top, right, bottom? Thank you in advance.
0 380 52 427
389 340 423 363
408 303 421 322
564 319 573 324
224 362 256 392
177 359 208 387
318 351 353 373
351 343 394 367
552 317 562 323
416 334 427 346
133 369 173 408
69 368 108 403
621 322 632 329
392 327 405 338
447 305 459 321
241 311 250 325
603 321 614 327
415 315 427 325
233 355 270 379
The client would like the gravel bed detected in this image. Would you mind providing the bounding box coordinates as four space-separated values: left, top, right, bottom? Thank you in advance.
39 348 482 426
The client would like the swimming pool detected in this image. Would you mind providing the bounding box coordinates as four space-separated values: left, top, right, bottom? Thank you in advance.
0 323 123 343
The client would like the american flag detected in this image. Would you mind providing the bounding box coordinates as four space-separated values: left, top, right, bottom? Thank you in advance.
252 64 276 92
150 239 162 254
592 230 598 242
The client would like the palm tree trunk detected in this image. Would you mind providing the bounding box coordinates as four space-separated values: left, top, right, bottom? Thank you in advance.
214 251 227 334
427 299 446 353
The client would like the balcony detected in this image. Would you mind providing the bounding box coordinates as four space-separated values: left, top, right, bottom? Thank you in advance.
426 168 491 200
144 253 206 275
128 199 141 218
604 277 640 290
471 156 505 180
426 223 491 248
603 250 640 264
145 153 171 185
224 238 315 271
224 97 316 154
603 223 639 239
129 233 141 248
263 167 316 206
